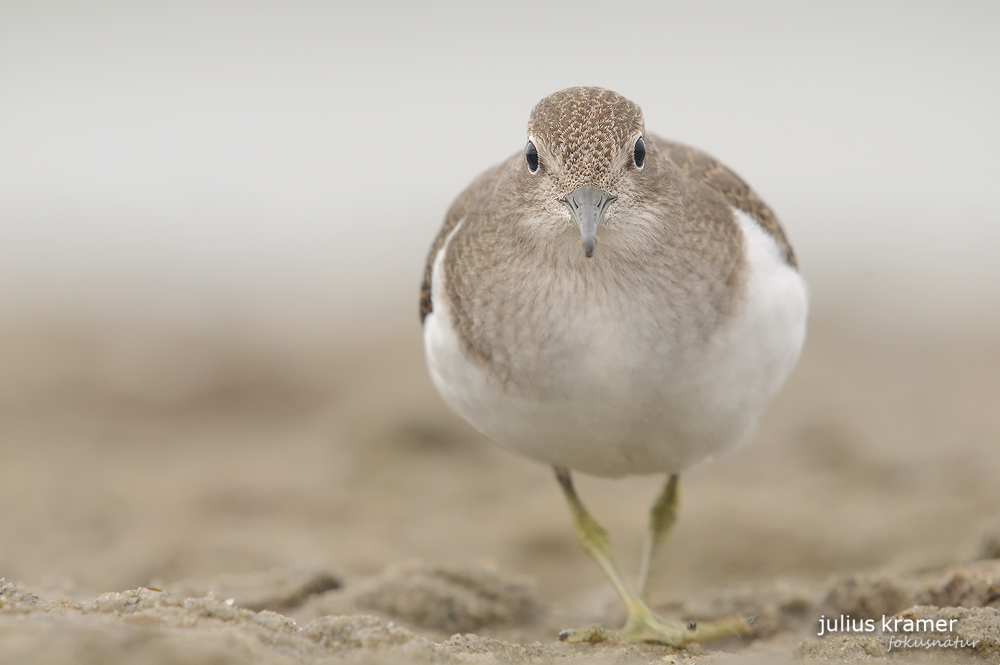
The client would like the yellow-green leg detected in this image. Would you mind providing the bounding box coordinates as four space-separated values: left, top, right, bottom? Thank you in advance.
637 473 679 602
553 466 749 646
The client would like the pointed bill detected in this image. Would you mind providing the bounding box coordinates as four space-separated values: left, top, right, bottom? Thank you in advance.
561 184 616 257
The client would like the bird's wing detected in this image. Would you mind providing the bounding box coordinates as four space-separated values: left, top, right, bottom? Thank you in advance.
420 162 506 324
651 135 797 267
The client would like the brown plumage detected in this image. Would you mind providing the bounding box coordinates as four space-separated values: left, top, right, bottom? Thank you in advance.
420 88 794 326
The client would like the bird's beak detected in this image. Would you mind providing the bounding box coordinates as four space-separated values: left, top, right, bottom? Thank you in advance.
560 185 616 258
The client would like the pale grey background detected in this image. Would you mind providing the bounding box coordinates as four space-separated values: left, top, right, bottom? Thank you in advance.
2 1 998 336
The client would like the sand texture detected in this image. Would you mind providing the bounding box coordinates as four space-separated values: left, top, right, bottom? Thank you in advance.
1 316 999 663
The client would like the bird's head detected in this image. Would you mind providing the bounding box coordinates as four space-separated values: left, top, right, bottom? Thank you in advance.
520 87 653 258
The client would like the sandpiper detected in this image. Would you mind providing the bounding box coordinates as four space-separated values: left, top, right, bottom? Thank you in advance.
419 87 807 646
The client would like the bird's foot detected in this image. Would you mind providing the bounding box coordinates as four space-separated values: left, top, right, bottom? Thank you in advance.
558 610 751 647
558 624 619 644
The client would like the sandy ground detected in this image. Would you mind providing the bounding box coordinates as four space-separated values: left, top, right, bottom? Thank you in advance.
1 313 999 663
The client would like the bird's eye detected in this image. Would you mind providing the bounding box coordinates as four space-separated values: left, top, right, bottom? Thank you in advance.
525 140 539 173
633 136 645 170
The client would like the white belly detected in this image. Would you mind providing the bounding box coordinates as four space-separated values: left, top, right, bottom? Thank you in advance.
423 208 807 477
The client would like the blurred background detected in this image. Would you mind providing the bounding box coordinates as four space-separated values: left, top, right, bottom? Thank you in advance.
1 0 998 623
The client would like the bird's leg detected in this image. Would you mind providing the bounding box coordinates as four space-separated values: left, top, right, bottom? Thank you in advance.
637 473 679 602
553 466 644 614
553 466 750 646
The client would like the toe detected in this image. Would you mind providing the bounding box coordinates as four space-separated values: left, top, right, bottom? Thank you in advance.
557 624 618 644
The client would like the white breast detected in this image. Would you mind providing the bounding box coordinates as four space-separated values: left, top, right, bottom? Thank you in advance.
423 208 807 477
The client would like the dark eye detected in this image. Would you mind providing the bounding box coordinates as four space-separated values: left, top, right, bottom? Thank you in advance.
525 140 539 173
633 136 645 169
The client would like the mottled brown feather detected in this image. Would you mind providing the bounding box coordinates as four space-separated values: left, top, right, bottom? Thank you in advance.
526 87 643 193
652 136 796 267
420 163 505 323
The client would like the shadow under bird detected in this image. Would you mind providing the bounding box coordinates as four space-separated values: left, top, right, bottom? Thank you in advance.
420 86 807 646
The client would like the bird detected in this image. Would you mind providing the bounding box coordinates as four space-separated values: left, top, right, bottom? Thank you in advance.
419 86 807 646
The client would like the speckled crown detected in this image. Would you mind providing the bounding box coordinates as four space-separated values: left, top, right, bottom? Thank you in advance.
526 87 644 190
